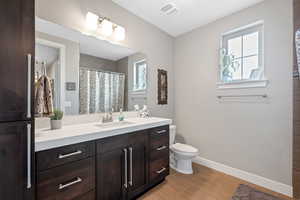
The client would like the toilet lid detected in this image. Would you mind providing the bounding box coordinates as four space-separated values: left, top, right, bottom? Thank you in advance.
172 143 198 153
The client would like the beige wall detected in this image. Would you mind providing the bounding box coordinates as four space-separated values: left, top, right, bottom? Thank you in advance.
117 57 129 109
36 0 174 118
174 0 293 185
80 54 118 72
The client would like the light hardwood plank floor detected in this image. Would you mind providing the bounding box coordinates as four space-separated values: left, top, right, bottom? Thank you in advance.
138 163 292 200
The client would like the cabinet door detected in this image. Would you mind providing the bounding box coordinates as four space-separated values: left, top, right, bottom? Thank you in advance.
97 148 127 200
127 132 147 198
0 122 31 200
0 0 34 122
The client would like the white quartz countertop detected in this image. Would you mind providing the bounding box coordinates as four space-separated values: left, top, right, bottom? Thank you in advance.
35 117 172 152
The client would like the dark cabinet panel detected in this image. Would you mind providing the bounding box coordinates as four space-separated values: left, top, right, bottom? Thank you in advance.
294 0 300 198
97 149 126 200
37 158 95 200
127 132 147 195
37 141 95 171
73 190 95 200
0 0 34 122
149 157 169 182
0 122 30 200
97 134 128 154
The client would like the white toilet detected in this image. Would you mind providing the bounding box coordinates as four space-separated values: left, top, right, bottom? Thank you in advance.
169 125 199 174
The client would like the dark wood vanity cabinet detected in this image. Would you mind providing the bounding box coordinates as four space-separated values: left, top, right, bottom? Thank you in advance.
0 0 35 122
36 125 170 200
96 126 169 200
0 122 32 200
0 0 35 200
36 142 96 200
294 0 300 198
96 131 148 200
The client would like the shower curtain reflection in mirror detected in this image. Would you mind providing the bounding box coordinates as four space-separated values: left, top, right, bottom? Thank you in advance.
79 68 125 114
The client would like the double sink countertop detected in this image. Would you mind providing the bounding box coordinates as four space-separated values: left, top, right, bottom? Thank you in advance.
35 117 172 152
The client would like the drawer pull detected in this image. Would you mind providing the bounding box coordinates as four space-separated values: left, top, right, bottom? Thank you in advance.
58 177 82 190
156 146 167 151
156 130 167 134
58 150 83 159
156 167 167 174
124 148 128 188
129 147 133 186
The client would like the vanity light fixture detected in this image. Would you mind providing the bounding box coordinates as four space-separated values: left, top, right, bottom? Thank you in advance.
85 12 126 41
101 19 113 36
114 26 126 41
86 12 99 31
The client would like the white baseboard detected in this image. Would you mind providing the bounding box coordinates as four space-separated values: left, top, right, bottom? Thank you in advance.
193 156 293 197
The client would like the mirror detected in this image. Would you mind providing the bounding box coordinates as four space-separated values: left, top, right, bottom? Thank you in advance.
35 17 148 116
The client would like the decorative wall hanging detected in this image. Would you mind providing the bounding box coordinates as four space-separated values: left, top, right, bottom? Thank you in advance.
158 69 168 105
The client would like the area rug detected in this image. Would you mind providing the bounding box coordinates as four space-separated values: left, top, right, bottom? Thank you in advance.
232 184 284 200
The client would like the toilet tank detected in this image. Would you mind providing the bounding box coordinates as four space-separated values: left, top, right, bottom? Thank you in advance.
169 125 176 145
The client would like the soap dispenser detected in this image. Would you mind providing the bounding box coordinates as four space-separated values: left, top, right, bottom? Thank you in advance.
118 108 124 121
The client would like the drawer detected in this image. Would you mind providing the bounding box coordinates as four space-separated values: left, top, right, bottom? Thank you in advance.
149 126 169 151
37 158 95 200
149 156 169 182
73 190 95 200
37 141 95 171
149 125 169 137
150 145 169 161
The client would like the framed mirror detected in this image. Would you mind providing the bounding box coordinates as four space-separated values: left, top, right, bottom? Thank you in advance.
35 17 148 117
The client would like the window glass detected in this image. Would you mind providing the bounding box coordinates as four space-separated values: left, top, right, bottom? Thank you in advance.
221 23 263 82
133 60 147 91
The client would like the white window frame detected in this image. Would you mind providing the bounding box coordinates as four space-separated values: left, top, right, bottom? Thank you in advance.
218 21 268 89
133 59 147 92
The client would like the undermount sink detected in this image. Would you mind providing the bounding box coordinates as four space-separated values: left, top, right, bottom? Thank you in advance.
95 121 135 128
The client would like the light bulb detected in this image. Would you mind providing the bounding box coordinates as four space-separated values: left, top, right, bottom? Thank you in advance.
86 12 99 30
114 26 126 41
101 19 113 36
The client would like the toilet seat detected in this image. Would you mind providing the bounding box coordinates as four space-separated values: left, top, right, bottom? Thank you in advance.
171 143 198 153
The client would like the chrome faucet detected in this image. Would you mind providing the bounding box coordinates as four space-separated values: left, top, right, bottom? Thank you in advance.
102 108 114 123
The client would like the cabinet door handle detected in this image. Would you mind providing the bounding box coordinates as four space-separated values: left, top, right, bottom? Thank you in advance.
129 147 133 186
58 150 83 159
156 146 167 151
58 177 82 190
27 54 32 119
124 148 128 188
156 130 167 134
27 124 31 189
156 167 166 174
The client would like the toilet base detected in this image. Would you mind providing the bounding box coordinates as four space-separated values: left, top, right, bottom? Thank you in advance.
170 156 194 174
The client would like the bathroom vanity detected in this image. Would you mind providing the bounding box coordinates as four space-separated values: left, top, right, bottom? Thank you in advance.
35 117 171 200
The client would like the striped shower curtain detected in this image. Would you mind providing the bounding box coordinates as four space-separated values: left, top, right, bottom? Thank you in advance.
79 68 125 114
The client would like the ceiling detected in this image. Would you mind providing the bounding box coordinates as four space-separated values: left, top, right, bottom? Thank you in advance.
112 0 264 37
36 17 136 61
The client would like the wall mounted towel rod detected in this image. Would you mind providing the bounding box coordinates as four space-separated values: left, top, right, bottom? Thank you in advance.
217 94 268 99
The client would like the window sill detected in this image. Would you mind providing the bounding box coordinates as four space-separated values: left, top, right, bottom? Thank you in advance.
217 80 269 89
131 90 147 95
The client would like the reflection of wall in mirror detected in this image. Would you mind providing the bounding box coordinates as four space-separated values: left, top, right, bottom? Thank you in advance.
115 53 148 111
127 53 148 110
36 31 80 116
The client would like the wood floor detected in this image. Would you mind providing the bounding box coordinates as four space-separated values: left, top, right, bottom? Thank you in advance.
138 163 292 200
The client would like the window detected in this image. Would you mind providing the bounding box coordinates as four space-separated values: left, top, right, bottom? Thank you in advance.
220 22 264 85
133 60 147 92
